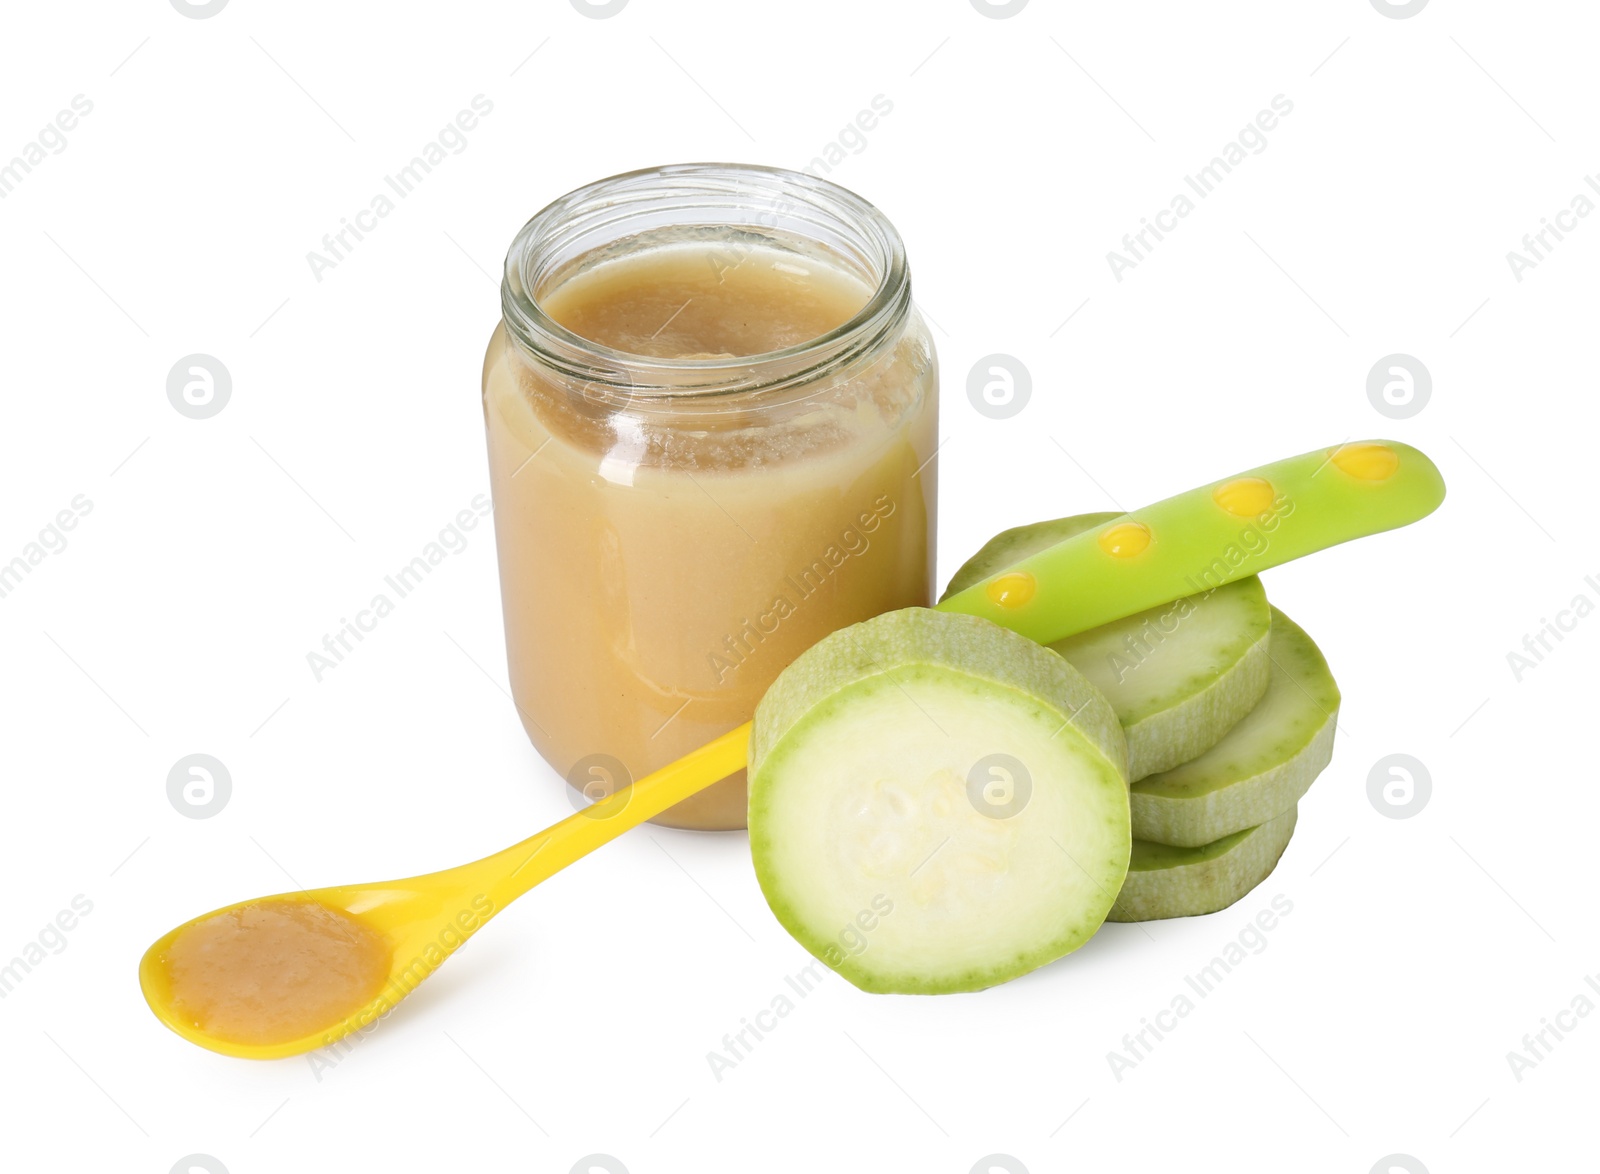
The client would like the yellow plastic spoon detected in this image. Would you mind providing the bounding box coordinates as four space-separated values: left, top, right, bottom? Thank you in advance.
139 725 749 1060
141 440 1445 1058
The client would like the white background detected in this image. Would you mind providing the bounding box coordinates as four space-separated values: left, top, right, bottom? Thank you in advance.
1 1 1594 1171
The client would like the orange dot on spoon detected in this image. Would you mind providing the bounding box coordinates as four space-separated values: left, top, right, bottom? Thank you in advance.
1212 476 1277 517
1330 442 1400 481
1098 521 1151 558
986 571 1037 609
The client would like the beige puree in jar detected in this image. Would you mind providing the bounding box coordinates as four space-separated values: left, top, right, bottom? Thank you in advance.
483 231 937 829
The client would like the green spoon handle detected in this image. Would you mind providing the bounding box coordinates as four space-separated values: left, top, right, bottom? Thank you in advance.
937 440 1445 645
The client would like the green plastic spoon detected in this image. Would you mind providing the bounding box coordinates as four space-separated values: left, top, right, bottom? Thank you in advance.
938 439 1445 642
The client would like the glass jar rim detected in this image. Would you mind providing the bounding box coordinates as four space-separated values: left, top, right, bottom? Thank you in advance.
499 162 911 400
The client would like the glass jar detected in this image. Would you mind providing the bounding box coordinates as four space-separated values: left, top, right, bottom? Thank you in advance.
482 163 938 830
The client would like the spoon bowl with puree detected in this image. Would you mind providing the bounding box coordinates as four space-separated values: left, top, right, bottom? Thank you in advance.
140 730 747 1059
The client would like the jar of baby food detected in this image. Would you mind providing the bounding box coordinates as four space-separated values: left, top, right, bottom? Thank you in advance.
483 163 938 830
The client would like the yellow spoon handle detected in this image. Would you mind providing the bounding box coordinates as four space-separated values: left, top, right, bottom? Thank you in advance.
477 722 751 905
